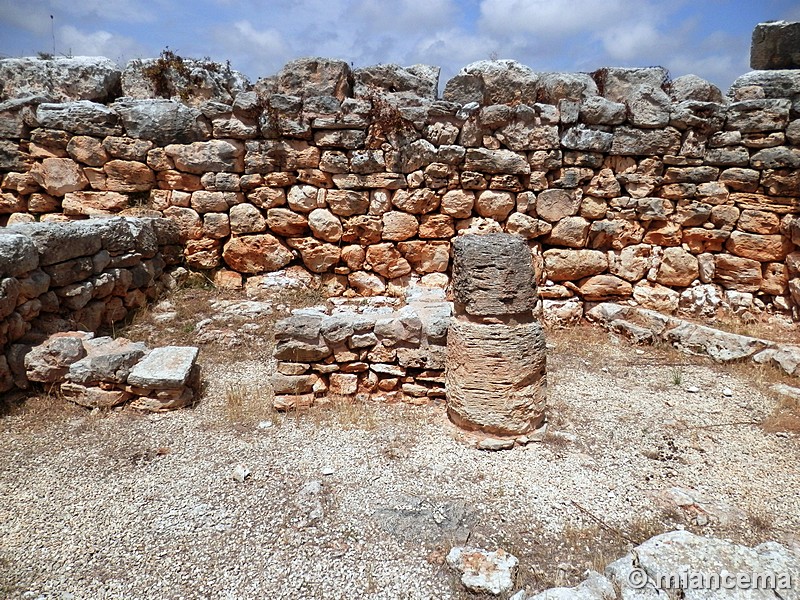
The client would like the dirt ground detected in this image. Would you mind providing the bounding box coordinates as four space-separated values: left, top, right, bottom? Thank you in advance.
1 285 799 600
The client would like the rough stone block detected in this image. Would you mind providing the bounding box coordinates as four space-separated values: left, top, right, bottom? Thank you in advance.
751 21 800 70
126 346 199 390
452 233 537 317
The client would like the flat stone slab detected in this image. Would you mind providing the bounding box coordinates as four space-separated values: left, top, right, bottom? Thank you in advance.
127 346 198 389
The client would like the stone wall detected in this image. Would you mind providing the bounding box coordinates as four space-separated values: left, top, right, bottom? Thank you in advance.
0 216 182 393
1 53 799 322
271 293 450 409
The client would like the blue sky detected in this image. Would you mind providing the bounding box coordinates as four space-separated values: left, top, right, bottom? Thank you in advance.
2 0 799 93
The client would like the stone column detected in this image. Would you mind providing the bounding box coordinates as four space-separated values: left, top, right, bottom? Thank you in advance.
445 233 546 435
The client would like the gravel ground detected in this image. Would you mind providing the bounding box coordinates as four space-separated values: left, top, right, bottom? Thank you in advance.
2 292 799 600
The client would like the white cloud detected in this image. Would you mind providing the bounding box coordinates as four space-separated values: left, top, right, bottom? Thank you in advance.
210 20 289 79
354 0 457 31
479 0 631 37
61 0 155 23
0 0 53 35
599 21 669 63
57 25 144 64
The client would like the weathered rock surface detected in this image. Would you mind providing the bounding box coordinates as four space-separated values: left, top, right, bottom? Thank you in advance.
127 346 199 389
605 530 799 600
451 234 537 317
0 56 121 102
750 20 800 70
587 302 800 371
446 546 518 596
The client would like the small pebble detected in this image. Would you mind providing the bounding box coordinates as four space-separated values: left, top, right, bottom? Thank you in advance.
686 386 700 393
232 464 251 483
722 388 733 397
635 349 645 355
321 467 335 476
257 420 273 429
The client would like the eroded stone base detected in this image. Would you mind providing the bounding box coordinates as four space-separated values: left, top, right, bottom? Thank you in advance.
445 319 546 435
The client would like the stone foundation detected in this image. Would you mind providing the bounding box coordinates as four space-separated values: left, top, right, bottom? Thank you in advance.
0 216 183 394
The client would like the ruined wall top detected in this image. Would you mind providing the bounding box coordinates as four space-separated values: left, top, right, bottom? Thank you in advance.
1 20 799 113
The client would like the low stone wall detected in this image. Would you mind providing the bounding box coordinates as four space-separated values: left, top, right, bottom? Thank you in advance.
271 293 450 408
0 216 182 393
1 49 799 323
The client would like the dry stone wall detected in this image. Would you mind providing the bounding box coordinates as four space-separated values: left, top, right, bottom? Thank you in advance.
1 52 800 323
0 216 183 394
271 293 450 409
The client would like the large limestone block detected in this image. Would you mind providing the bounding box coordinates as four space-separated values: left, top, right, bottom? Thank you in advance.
750 21 800 70
29 158 88 196
5 221 102 265
277 58 352 100
452 233 537 317
0 56 121 103
713 254 763 292
222 234 292 273
121 56 248 106
443 59 539 105
536 72 599 103
165 140 244 174
725 99 791 132
726 230 793 261
668 74 724 103
544 248 607 281
595 67 669 103
127 346 199 390
67 336 148 384
610 126 682 155
353 64 439 101
0 233 39 278
113 99 206 145
446 319 546 435
61 382 132 409
36 101 120 136
24 332 90 383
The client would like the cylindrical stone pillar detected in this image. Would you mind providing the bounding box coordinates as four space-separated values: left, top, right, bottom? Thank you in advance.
445 233 546 435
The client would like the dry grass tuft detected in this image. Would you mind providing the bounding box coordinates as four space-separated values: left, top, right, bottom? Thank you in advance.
300 396 381 432
762 393 800 434
224 382 276 426
746 503 774 536
1 386 83 429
